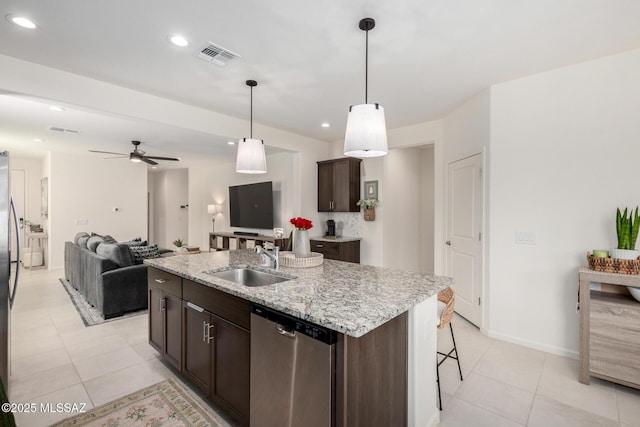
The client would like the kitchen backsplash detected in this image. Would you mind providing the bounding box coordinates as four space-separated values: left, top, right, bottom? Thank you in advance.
317 212 362 238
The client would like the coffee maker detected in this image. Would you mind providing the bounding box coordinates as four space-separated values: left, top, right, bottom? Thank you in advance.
326 220 336 237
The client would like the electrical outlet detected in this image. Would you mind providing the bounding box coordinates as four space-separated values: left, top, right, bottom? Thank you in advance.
515 231 536 245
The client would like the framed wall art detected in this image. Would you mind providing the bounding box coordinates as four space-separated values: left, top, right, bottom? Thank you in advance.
364 180 378 200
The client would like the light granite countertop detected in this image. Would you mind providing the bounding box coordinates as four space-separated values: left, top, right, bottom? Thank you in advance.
145 250 453 337
310 236 362 242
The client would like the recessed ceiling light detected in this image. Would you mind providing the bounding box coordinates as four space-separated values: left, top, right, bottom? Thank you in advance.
6 15 37 29
151 166 157 169
168 34 189 47
227 141 235 145
33 138 43 142
321 122 331 128
49 105 65 112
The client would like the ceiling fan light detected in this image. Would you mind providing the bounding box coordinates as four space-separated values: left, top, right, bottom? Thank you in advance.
235 138 267 174
130 153 142 163
344 103 388 157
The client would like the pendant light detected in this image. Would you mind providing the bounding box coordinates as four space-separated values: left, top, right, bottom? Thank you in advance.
236 80 267 173
344 18 388 158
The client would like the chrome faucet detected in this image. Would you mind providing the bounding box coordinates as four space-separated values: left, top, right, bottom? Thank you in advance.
255 245 279 269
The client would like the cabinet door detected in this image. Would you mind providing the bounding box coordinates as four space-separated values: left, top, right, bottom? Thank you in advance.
164 293 182 371
183 302 212 395
211 313 250 423
148 286 164 354
332 159 352 212
317 162 333 212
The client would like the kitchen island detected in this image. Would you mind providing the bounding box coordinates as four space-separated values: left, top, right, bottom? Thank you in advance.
145 250 452 427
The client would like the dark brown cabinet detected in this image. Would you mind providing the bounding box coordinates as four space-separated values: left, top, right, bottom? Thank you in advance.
311 239 360 263
148 269 182 371
182 280 251 426
317 158 361 212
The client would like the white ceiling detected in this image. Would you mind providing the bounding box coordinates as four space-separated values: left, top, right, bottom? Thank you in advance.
1 0 640 162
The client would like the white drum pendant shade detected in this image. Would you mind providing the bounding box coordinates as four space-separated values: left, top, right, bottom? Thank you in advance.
235 138 267 174
344 103 388 157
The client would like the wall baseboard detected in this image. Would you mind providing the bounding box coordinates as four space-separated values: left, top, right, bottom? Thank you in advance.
486 330 578 359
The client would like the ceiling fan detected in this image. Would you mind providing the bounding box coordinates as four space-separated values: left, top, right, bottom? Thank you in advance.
89 140 180 166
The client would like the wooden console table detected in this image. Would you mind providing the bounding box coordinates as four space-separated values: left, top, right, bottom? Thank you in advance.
578 267 640 389
209 232 288 252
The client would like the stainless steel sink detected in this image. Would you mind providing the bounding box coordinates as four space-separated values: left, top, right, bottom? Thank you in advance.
207 267 292 287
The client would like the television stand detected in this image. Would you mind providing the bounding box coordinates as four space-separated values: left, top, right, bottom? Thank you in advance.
209 232 288 252
233 231 259 237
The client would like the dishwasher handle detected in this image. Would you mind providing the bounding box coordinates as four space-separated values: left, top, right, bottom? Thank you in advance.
275 323 296 338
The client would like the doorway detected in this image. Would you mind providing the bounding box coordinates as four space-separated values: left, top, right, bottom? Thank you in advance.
149 169 189 249
446 153 484 327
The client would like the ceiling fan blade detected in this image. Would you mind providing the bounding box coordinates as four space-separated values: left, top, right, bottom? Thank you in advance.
89 150 127 155
104 156 128 159
144 155 180 161
141 157 158 166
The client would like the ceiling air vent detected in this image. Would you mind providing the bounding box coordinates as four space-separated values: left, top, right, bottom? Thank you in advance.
49 126 80 134
195 42 240 67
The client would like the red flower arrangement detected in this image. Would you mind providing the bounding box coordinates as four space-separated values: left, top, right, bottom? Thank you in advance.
290 217 313 230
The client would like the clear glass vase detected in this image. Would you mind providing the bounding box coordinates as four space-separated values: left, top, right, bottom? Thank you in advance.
293 229 311 258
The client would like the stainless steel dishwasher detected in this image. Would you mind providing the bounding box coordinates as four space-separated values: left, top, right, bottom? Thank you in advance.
250 304 336 427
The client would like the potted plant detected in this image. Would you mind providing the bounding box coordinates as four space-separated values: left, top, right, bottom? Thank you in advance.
611 207 640 260
356 199 379 221
173 238 185 253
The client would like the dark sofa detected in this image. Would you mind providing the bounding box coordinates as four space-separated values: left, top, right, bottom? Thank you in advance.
64 234 149 319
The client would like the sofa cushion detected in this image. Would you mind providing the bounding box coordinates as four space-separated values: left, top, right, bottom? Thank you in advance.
86 236 104 252
129 244 160 264
73 232 89 245
96 243 135 267
77 235 91 249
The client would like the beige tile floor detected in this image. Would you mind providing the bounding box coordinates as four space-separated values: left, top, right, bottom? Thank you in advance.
7 267 640 426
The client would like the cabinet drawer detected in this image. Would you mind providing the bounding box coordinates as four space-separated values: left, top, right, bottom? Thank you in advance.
590 293 640 385
148 267 182 298
183 279 251 330
311 240 339 259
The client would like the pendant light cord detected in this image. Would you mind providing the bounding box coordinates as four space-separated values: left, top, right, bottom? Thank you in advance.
365 28 369 104
250 85 253 138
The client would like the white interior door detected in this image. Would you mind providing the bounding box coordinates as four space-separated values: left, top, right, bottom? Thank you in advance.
446 154 483 326
10 169 25 263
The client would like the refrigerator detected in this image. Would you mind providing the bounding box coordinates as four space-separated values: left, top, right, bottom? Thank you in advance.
0 152 20 391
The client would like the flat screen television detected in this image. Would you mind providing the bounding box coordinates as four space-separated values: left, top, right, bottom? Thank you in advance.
229 181 274 229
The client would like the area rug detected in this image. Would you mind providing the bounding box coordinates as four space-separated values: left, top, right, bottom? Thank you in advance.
59 278 147 327
52 379 227 427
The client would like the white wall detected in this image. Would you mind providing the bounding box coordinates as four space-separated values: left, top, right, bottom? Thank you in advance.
188 151 321 251
49 152 148 269
150 169 188 249
384 147 423 271
488 48 640 356
420 147 435 273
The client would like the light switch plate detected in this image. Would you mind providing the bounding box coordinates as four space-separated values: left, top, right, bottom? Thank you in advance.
515 231 536 245
75 219 88 225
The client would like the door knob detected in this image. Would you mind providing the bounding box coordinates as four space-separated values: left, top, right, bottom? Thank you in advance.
445 240 451 246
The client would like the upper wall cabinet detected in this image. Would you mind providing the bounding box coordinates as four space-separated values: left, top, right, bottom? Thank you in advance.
317 158 362 212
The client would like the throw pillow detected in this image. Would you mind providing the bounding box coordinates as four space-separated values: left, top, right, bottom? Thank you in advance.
77 235 90 249
124 238 147 247
73 232 89 245
103 235 118 244
96 243 135 267
86 236 104 252
129 244 160 264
